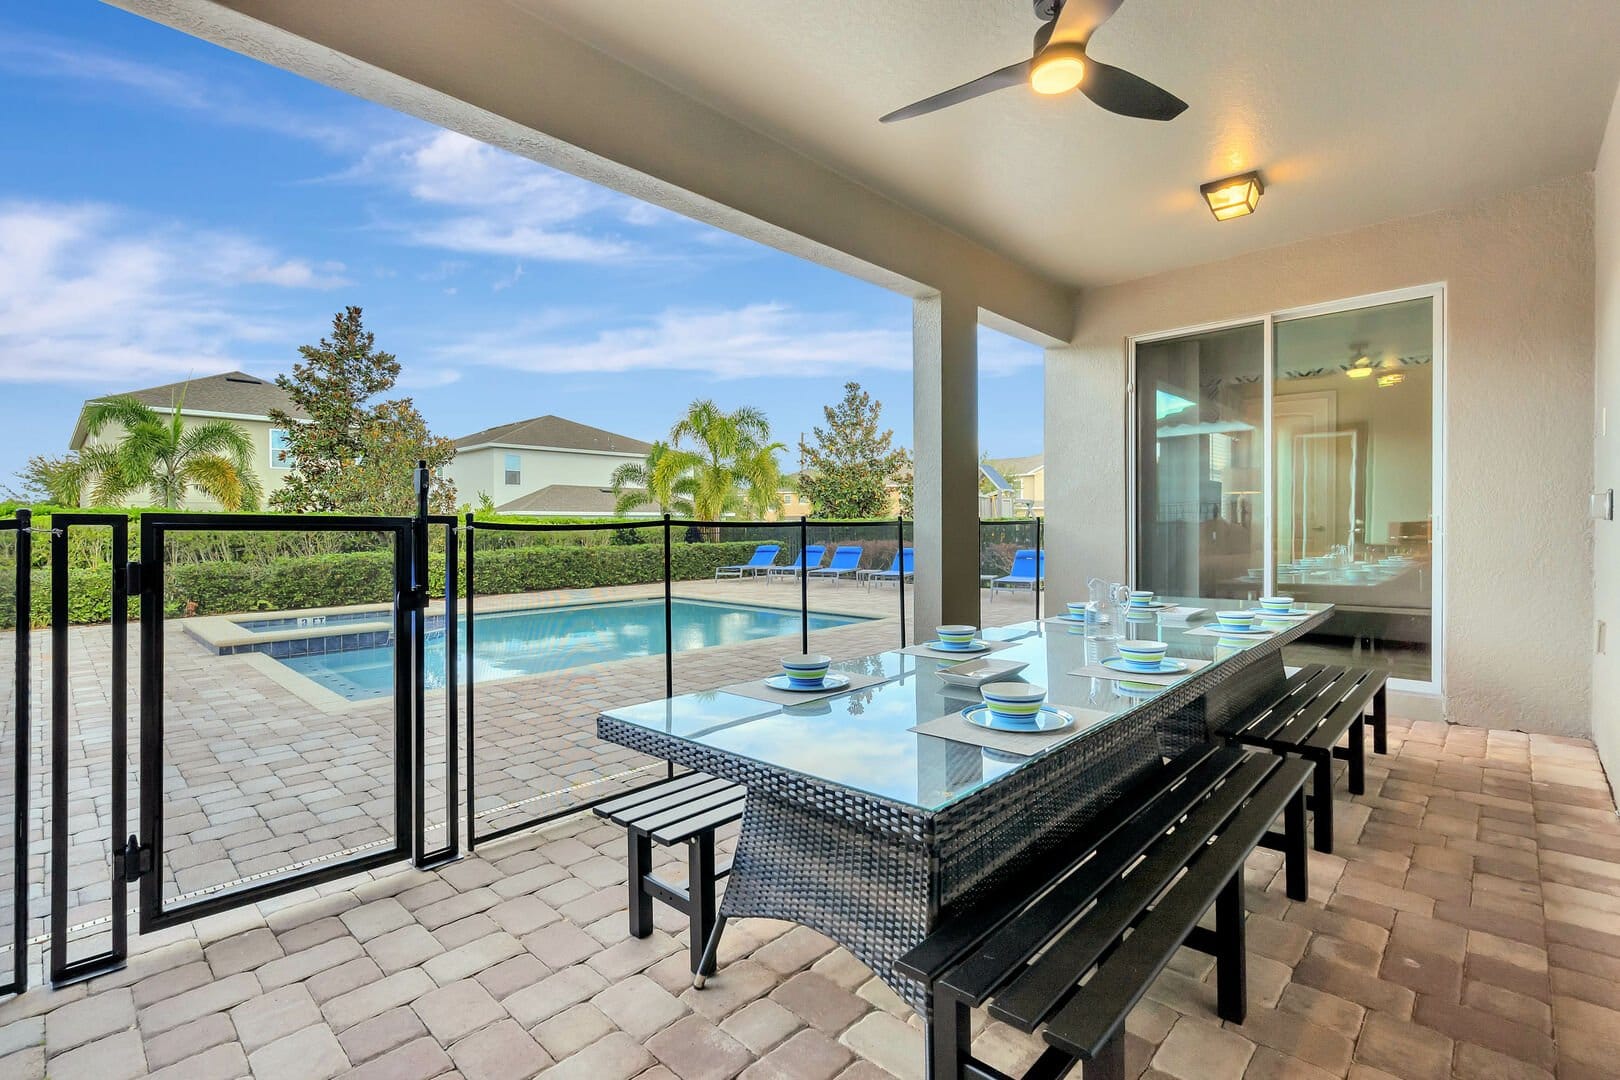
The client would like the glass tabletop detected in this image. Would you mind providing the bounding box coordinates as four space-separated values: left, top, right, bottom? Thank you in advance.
601 598 1328 814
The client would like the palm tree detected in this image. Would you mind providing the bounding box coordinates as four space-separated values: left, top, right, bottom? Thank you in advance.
609 441 694 516
82 388 262 510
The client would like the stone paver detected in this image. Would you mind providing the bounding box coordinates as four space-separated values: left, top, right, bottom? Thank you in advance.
0 680 1612 1080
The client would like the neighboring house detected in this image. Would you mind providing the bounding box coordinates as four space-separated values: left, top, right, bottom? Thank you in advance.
775 473 811 519
982 454 1045 517
494 483 659 518
445 415 652 511
68 371 303 510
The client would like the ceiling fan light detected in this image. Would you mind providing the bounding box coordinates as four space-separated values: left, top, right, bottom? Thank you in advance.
1377 372 1406 388
1201 172 1264 221
1346 366 1373 379
1030 46 1086 95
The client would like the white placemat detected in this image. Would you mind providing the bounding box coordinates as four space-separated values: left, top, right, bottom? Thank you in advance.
1184 625 1279 640
721 670 889 706
909 704 1113 756
898 640 1020 659
1067 657 1213 685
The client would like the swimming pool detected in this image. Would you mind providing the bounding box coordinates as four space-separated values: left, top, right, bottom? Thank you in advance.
280 598 866 701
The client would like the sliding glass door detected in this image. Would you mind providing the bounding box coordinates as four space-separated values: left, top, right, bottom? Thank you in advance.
1132 288 1441 692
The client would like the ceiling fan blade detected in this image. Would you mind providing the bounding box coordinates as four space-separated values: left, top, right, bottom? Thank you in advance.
1049 0 1125 45
880 60 1031 123
1080 58 1187 120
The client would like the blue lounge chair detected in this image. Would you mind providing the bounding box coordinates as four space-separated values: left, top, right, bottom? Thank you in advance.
861 547 914 587
715 543 781 579
807 545 863 582
767 544 825 582
991 548 1045 595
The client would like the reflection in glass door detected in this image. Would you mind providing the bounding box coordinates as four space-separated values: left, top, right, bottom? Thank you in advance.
1273 296 1436 684
1132 322 1265 601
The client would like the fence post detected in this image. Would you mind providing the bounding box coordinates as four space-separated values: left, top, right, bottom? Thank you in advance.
896 515 907 646
464 511 477 851
9 511 28 992
1034 516 1043 623
663 514 674 701
799 515 810 654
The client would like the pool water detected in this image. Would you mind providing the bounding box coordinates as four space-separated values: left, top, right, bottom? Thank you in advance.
282 598 864 701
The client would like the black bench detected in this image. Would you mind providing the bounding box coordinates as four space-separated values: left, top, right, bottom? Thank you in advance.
1216 663 1388 854
593 772 744 973
897 744 1313 1080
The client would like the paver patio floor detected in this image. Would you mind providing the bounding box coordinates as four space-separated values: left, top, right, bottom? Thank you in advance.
0 715 1611 1078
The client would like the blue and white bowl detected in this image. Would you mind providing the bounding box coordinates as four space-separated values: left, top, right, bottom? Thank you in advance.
1215 610 1256 631
780 654 831 688
936 625 978 647
980 682 1046 726
1065 601 1089 618
1128 590 1155 608
1115 640 1168 671
1258 595 1295 615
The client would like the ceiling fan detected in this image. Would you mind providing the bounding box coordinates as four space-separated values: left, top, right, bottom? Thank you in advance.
880 0 1187 124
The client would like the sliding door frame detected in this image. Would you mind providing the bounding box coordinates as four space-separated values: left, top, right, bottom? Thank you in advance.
1126 282 1446 698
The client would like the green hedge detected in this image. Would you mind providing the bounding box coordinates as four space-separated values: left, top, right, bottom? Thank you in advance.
3 540 767 627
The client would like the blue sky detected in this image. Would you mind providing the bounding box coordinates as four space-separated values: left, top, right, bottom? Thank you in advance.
0 1 1043 492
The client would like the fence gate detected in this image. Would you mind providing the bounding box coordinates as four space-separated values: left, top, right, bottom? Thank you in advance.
132 513 419 934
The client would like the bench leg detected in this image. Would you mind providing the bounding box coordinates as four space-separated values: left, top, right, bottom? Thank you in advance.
925 994 971 1080
692 914 727 989
1215 872 1247 1025
1086 1032 1127 1080
1284 782 1309 902
627 829 653 939
1372 684 1388 755
1311 754 1335 855
1347 716 1366 796
688 834 718 975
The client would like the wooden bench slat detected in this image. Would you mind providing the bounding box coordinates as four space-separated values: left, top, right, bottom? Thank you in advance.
939 746 1248 1006
1271 668 1366 746
597 777 741 828
1041 757 1314 1059
1233 665 1340 741
1215 663 1325 739
593 771 716 817
630 785 750 835
984 754 1280 1029
651 797 746 845
894 743 1224 986
1301 673 1383 752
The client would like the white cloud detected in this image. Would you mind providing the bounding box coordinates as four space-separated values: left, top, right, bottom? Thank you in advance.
0 201 342 385
433 303 912 378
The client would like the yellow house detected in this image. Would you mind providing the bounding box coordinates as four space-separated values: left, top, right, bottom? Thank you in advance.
68 371 303 509
983 454 1045 516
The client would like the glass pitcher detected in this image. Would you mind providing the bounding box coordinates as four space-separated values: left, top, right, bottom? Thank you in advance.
1086 577 1128 639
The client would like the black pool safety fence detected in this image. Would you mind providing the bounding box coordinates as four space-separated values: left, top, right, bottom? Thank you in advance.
0 462 1045 993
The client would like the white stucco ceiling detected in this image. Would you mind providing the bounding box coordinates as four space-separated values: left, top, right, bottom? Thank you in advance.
514 0 1620 289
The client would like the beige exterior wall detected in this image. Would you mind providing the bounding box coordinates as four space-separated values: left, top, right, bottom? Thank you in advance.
1593 83 1620 788
445 445 645 506
79 413 294 510
1047 174 1596 734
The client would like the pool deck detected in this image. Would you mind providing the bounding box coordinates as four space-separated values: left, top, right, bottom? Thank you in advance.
0 577 1038 957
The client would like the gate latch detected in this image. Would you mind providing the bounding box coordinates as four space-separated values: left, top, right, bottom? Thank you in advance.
115 834 152 882
124 561 143 595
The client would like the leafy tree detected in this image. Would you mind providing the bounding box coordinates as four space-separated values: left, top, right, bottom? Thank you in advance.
269 306 457 514
81 389 261 510
10 453 97 507
796 382 910 519
613 401 783 524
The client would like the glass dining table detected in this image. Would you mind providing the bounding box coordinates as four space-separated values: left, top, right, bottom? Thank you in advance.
597 598 1332 1013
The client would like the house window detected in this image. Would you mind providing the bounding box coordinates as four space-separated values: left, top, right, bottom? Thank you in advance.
269 429 292 469
503 453 521 486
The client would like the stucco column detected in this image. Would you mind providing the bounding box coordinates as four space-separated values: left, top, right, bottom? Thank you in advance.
912 292 980 635
1043 340 1128 607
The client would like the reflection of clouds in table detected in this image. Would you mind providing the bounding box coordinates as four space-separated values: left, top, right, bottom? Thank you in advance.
704 716 919 801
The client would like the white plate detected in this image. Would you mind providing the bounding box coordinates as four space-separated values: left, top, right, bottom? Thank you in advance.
925 640 991 654
764 673 852 693
1249 608 1310 618
1101 656 1188 675
936 659 1030 688
1208 625 1272 636
961 704 1075 733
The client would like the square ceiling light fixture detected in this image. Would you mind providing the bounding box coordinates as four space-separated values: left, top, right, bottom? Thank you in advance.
1201 171 1264 221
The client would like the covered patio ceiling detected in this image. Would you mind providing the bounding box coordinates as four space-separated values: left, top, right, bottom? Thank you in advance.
530 0 1620 288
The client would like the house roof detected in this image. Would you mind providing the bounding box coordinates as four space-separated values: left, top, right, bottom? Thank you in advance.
454 415 652 455
71 371 301 449
986 454 1044 478
496 483 659 516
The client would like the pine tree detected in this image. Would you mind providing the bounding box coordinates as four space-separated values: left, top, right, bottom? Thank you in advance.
797 382 910 519
268 307 457 514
